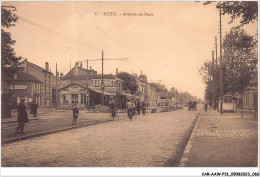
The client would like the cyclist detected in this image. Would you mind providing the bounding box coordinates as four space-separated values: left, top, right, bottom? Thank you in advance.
126 99 133 119
110 100 116 118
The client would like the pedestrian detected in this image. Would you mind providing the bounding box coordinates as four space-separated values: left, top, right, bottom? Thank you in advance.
136 101 141 115
72 104 79 126
204 103 208 112
141 101 146 115
30 101 38 118
16 99 29 133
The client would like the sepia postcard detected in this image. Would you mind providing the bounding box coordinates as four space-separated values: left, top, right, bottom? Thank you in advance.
1 1 259 176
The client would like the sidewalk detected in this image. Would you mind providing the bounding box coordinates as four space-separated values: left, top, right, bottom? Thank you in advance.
179 108 258 167
1 109 121 144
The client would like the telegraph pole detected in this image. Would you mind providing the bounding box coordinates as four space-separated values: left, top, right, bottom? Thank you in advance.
215 37 218 66
101 50 104 106
56 62 58 109
212 51 215 109
77 54 128 106
219 6 223 115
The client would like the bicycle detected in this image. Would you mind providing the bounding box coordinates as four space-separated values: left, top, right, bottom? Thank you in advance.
111 108 119 121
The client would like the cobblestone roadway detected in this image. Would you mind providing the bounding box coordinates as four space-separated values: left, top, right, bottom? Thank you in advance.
2 110 197 167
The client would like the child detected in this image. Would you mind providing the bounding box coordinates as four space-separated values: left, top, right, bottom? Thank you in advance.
72 104 79 126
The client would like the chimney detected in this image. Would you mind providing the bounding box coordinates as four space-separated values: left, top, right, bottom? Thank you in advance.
116 68 118 75
141 70 143 75
75 62 79 75
80 62 82 68
45 62 49 71
24 59 28 73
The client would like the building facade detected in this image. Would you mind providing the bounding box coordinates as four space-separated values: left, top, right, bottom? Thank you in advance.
20 59 58 108
58 62 124 108
58 84 89 109
2 70 43 109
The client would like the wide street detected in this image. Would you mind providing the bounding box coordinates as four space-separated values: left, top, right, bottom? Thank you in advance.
1 108 199 167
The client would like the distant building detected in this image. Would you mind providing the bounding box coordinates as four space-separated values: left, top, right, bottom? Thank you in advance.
156 92 175 106
58 84 88 109
58 62 124 108
242 75 258 110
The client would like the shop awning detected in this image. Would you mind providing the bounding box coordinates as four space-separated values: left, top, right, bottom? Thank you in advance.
89 89 115 96
119 93 134 97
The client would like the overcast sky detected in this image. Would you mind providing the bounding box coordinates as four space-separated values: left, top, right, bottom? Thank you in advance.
2 1 257 99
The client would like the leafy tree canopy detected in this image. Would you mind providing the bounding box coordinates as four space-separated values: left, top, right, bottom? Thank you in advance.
199 29 257 100
116 72 138 94
203 1 258 28
1 7 21 72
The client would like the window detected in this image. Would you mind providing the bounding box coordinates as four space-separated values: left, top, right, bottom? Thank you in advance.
92 80 94 86
71 94 78 104
118 82 121 92
63 94 68 104
81 94 86 104
95 80 97 87
111 80 113 87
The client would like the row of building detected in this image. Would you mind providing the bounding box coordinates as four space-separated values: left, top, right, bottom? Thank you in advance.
2 59 163 110
2 59 257 112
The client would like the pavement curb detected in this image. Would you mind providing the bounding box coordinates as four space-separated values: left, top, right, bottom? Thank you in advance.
178 112 201 167
2 119 113 145
2 118 39 124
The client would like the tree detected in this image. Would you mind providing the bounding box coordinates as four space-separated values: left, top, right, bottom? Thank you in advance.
222 29 257 94
1 6 21 118
203 1 258 28
150 82 167 92
169 87 179 95
1 7 21 72
116 72 138 94
199 29 257 101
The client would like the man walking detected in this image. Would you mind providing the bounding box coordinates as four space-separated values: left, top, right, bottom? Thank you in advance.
204 103 208 112
136 101 141 115
141 101 146 116
72 104 79 126
16 99 29 133
30 101 38 118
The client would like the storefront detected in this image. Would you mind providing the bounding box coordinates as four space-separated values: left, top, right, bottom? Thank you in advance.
58 84 89 109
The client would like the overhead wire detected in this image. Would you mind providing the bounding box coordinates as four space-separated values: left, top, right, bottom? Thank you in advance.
17 21 47 44
16 13 102 53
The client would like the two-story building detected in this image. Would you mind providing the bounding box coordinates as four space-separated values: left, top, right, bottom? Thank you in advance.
19 59 58 108
135 72 156 107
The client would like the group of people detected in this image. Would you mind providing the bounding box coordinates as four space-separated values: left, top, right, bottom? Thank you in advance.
125 99 146 119
15 98 148 133
109 99 147 119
